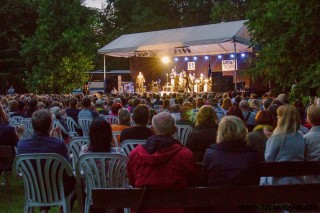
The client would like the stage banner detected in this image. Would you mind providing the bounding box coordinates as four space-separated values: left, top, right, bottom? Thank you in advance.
188 62 195 70
222 60 236 71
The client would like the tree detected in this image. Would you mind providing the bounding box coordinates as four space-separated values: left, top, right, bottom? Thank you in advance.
210 0 249 23
21 0 96 93
246 0 320 95
0 0 37 93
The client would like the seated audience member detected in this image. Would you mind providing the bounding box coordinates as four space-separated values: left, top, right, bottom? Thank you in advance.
186 105 218 162
65 97 81 121
50 106 70 144
264 105 305 185
170 104 181 121
78 96 99 119
17 110 75 212
111 108 131 144
239 100 256 132
109 102 122 117
226 105 244 121
202 116 259 186
148 109 157 125
120 104 153 143
80 117 120 155
247 110 274 162
208 98 225 123
11 101 26 117
25 98 38 118
95 99 108 115
304 104 320 183
127 112 199 212
221 97 232 112
7 100 18 115
130 98 141 113
176 106 195 127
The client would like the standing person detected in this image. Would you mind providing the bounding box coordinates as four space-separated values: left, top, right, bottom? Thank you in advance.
136 72 145 92
7 85 15 96
264 105 305 185
120 104 153 143
127 112 199 213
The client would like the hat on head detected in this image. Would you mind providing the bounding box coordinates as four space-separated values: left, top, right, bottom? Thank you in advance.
96 99 104 106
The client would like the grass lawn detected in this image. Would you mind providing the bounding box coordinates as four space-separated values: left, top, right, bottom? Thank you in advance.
0 174 79 213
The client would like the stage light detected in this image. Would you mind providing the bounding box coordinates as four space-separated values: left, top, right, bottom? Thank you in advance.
174 58 179 62
162 56 170 64
193 56 197 60
230 54 235 58
204 56 209 60
241 53 246 58
184 57 189 61
218 55 222 59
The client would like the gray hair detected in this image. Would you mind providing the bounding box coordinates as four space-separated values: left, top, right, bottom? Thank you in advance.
152 112 176 135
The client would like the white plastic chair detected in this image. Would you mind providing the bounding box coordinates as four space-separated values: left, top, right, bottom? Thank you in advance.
78 118 92 137
112 131 121 147
106 115 119 125
153 105 162 113
176 125 193 146
20 118 33 133
120 139 147 157
66 116 81 137
67 136 90 171
11 116 24 123
13 153 74 213
76 153 128 213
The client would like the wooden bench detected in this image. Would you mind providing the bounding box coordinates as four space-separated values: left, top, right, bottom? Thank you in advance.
91 161 320 211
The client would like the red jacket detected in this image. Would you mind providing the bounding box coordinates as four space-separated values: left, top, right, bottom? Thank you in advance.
127 135 199 212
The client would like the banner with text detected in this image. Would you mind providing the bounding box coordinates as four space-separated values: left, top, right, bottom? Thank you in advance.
222 60 236 71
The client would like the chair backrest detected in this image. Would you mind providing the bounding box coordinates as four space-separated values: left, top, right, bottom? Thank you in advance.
11 116 24 123
112 131 121 147
106 115 119 125
67 137 89 171
52 120 64 140
176 125 193 146
78 118 92 137
66 116 81 133
76 153 128 213
120 139 147 157
153 105 162 113
13 153 73 205
20 118 33 131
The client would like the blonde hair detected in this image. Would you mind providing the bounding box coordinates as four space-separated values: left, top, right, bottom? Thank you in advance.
222 98 232 111
273 105 301 136
118 108 131 124
217 116 247 143
307 104 320 126
195 105 218 127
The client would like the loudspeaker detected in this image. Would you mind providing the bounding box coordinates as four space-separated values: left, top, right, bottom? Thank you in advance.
211 72 223 77
212 76 234 92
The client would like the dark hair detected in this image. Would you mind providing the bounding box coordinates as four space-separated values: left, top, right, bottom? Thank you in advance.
69 97 78 108
255 110 274 126
226 106 244 121
89 118 112 152
110 102 122 114
17 101 26 111
32 110 52 134
82 97 91 108
133 104 149 125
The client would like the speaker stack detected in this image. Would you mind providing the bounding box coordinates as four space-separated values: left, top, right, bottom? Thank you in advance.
211 72 234 92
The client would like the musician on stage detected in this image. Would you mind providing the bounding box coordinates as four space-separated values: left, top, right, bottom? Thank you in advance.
174 73 179 92
184 70 192 92
136 72 145 92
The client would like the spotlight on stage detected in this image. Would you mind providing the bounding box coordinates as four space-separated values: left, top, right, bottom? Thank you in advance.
184 57 189 61
193 56 197 60
218 55 222 59
230 54 235 58
162 56 170 64
241 53 246 58
174 57 179 62
204 56 209 60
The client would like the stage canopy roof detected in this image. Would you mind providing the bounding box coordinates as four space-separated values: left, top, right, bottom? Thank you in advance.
98 20 252 58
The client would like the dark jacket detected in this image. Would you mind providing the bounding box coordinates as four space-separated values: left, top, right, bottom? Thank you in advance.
120 126 153 143
186 125 218 162
247 130 268 162
202 141 259 186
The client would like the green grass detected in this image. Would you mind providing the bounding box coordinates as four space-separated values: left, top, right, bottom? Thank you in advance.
0 174 79 213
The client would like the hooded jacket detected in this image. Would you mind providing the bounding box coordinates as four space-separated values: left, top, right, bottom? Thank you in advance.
127 134 199 189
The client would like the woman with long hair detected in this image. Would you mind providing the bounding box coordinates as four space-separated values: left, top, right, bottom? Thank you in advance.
264 104 305 184
186 105 218 162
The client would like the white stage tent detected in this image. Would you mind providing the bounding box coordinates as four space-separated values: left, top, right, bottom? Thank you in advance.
98 20 252 58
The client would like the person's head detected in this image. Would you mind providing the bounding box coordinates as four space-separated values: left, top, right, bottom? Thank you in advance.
255 110 274 126
82 96 91 108
251 99 260 110
118 108 131 124
277 93 288 104
133 104 149 126
95 99 104 108
226 106 244 121
170 104 180 113
132 98 141 107
149 109 157 124
17 101 26 112
180 106 192 121
222 97 232 110
69 97 78 108
28 99 38 109
274 104 301 135
196 105 218 128
196 98 204 109
110 102 122 115
89 117 112 152
239 100 250 111
163 99 170 109
152 112 176 136
217 116 248 144
32 110 52 134
307 104 320 126
263 98 272 110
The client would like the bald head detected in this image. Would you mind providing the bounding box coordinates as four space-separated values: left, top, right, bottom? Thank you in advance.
152 112 176 135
